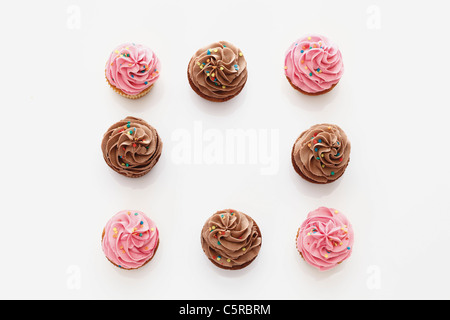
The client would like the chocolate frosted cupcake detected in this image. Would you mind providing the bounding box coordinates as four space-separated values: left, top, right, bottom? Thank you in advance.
101 116 163 178
187 41 248 102
292 124 351 184
201 209 262 270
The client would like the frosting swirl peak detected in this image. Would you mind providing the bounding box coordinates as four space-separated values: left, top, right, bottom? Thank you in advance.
102 210 159 270
188 41 248 102
106 43 160 98
101 116 163 178
296 207 354 271
285 35 344 95
201 209 262 269
292 123 351 184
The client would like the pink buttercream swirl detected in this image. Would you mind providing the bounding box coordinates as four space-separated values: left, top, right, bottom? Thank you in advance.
285 35 344 94
296 207 354 271
102 210 159 270
106 43 161 96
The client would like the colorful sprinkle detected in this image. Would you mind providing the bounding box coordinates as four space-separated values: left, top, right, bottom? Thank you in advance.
239 52 243 57
207 49 211 55
331 171 335 176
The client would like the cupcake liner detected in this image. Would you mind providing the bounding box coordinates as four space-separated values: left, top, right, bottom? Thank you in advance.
286 76 338 96
105 75 154 100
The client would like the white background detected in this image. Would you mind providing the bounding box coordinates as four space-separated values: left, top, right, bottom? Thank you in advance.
0 0 449 300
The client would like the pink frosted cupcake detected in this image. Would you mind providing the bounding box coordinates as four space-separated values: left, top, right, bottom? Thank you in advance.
284 35 344 95
105 43 161 99
102 210 159 270
296 207 354 271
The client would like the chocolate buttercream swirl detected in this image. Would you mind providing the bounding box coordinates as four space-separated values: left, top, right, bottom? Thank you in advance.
292 124 350 184
188 41 248 101
101 116 163 178
201 209 262 269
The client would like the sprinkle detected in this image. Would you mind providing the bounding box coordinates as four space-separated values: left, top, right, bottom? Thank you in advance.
318 139 322 143
140 221 144 225
322 164 325 168
321 154 324 158
301 50 304 53
309 73 313 76
134 213 138 216
131 74 134 78
308 36 311 40
214 49 218 52
316 157 320 160
336 153 340 156
145 247 149 250
324 254 328 258
129 130 133 135
284 66 288 70
347 247 351 250
308 143 311 148
227 259 231 263
127 212 131 215
212 226 216 230
207 49 211 55
217 241 221 245
339 158 343 162
139 233 142 237
239 52 243 56
145 81 148 85
221 214 225 219
132 143 137 148
314 148 318 152
222 85 226 89
125 163 129 167
150 228 154 232
220 67 224 70
331 171 335 176
334 210 339 214
217 256 221 261
242 248 246 251
301 60 304 64
305 66 308 70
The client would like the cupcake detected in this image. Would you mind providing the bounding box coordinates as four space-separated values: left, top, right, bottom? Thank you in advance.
102 210 159 270
292 123 351 184
105 43 161 99
187 41 248 102
284 35 344 95
201 209 262 270
296 207 354 271
101 116 163 178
